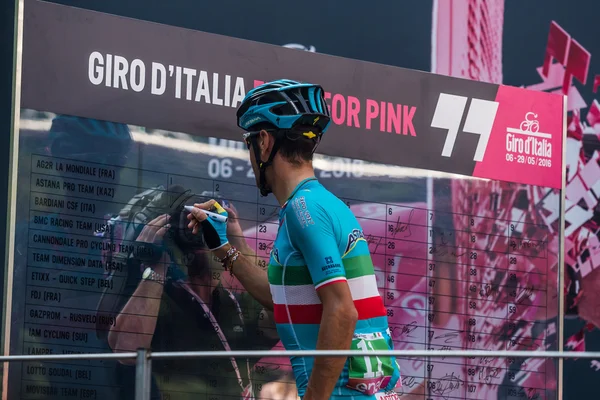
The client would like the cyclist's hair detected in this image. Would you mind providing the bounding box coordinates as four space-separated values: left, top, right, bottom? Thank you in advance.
251 122 317 166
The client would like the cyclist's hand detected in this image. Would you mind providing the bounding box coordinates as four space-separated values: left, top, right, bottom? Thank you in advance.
186 199 229 250
222 202 245 248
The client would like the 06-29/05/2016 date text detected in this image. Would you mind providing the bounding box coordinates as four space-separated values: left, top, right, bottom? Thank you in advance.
206 157 366 180
505 153 551 168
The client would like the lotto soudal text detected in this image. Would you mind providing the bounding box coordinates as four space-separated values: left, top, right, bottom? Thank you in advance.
505 112 552 168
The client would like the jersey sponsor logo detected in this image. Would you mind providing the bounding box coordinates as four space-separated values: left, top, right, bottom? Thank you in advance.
375 391 400 400
291 196 314 228
272 248 280 265
322 256 341 274
345 228 366 255
347 376 389 396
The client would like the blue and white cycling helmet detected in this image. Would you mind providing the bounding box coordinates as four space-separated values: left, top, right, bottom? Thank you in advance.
236 79 331 196
236 78 331 133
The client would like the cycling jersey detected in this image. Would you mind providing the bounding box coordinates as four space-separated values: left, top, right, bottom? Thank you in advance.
267 177 402 399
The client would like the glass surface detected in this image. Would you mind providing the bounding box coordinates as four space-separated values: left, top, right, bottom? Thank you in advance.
9 109 561 400
10 2 564 399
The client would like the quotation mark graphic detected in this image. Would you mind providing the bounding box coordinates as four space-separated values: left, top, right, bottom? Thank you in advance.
431 93 500 162
541 21 590 95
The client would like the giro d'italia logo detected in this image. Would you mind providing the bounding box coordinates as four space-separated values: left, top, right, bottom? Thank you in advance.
505 112 552 158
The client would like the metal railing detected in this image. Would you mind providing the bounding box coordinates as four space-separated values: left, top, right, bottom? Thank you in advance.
1 349 597 399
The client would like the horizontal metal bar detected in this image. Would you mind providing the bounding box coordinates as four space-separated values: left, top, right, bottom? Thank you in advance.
0 352 137 362
148 350 600 359
2 349 600 362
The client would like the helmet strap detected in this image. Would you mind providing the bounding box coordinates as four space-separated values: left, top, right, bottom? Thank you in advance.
250 133 282 197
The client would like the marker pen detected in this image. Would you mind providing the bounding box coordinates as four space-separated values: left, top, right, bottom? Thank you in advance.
184 205 228 223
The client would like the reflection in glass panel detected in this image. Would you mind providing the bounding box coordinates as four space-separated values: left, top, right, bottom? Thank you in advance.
8 109 560 400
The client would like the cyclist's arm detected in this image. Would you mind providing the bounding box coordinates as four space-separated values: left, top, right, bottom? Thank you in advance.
212 243 274 311
286 201 358 400
224 204 266 271
189 201 274 311
237 290 279 344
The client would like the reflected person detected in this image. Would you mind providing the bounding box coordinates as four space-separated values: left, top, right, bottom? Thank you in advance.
103 186 284 400
18 113 133 320
12 113 133 390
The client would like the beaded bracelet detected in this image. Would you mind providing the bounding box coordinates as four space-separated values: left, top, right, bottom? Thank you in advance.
220 246 240 275
219 245 237 263
226 250 241 276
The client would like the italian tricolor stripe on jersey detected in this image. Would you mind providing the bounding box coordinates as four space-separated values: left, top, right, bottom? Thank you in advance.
272 297 386 324
268 255 387 324
268 254 375 286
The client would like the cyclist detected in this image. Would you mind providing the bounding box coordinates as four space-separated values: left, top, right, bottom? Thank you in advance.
187 79 402 399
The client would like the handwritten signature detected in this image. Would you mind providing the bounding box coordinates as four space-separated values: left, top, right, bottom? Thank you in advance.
478 366 501 384
400 321 418 337
433 332 462 344
396 375 424 396
438 345 452 360
510 387 540 400
479 356 495 365
524 387 540 400
389 321 419 339
509 337 539 350
430 372 463 400
265 241 274 254
479 284 500 299
401 375 420 390
515 284 535 305
510 239 547 251
429 244 467 258
366 234 384 254
391 208 414 238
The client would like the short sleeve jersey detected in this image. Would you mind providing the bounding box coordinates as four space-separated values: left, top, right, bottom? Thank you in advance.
267 177 402 399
